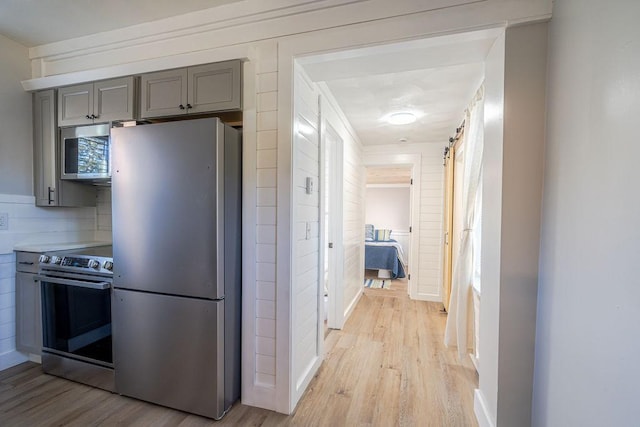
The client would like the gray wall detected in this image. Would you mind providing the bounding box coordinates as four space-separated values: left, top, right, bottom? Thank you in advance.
0 34 32 196
533 1 640 425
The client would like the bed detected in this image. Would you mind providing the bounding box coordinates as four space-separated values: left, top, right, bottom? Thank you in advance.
364 225 407 279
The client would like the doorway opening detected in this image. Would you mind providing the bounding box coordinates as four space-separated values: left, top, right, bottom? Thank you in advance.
288 26 498 418
364 165 412 294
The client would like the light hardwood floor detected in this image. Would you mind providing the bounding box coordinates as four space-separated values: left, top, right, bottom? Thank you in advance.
0 280 478 426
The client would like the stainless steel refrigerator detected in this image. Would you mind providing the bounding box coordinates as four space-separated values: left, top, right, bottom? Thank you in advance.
110 118 241 419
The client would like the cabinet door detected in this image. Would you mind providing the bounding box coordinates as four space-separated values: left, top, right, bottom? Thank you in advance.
140 69 188 118
94 77 136 123
188 60 241 114
34 90 58 206
58 83 94 127
15 272 42 355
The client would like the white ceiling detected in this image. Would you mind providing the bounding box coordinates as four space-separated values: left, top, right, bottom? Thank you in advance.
0 0 244 47
300 31 496 145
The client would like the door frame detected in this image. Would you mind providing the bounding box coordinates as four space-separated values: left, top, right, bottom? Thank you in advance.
362 153 421 300
319 120 344 330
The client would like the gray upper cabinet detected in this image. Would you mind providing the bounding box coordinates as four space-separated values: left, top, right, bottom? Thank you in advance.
140 68 188 118
34 90 58 206
140 60 241 119
33 89 97 207
188 62 242 114
58 76 136 127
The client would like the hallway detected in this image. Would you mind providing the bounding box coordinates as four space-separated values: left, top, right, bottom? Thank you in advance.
0 285 477 426
292 281 478 425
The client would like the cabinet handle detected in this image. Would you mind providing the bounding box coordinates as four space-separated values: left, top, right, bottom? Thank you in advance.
85 115 91 119
186 104 192 109
18 261 34 265
179 104 185 110
91 114 99 119
48 187 55 205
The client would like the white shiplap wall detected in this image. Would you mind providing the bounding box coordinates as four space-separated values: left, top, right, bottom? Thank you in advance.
291 66 321 401
341 128 365 318
364 143 445 300
254 46 279 389
0 193 97 369
418 149 446 298
317 85 366 325
0 252 18 368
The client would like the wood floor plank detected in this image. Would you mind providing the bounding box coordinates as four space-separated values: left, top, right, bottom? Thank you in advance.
0 277 477 426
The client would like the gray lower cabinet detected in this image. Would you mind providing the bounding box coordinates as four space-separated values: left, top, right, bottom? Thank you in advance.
15 260 42 355
33 90 97 207
58 76 136 127
140 60 241 119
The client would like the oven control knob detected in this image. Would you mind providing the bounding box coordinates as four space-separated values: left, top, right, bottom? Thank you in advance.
103 261 113 271
51 256 62 264
87 259 100 269
39 255 50 264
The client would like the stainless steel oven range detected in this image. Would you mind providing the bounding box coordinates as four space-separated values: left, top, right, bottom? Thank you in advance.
36 246 114 391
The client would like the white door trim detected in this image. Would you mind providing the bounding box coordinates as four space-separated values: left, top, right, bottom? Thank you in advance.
320 120 345 330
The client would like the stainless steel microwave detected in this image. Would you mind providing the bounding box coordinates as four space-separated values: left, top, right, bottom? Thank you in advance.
60 124 111 181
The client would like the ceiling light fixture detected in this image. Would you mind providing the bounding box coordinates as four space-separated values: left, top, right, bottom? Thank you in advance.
387 112 417 125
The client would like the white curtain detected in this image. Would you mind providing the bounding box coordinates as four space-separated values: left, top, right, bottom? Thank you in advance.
444 86 484 359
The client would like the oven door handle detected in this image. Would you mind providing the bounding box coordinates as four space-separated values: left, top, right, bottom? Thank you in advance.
35 275 111 290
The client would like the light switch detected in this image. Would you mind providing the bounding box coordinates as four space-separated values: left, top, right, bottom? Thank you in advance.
0 212 7 230
305 177 314 194
306 222 311 240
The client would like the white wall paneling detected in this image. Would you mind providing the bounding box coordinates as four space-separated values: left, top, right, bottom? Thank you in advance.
290 64 323 408
16 0 553 417
241 45 280 411
0 252 25 370
0 193 99 370
316 84 365 329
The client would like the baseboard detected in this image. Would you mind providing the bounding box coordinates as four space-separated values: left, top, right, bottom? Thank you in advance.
474 389 495 427
241 382 278 413
413 292 442 302
343 288 362 323
0 350 29 371
28 353 42 364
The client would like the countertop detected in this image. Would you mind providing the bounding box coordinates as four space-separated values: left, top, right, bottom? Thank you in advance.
13 241 112 253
